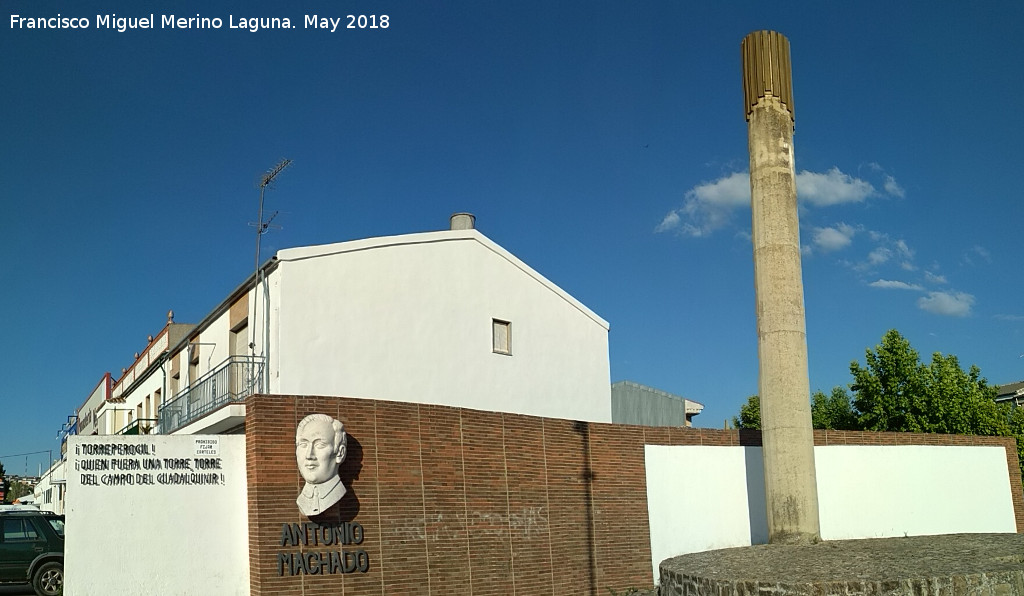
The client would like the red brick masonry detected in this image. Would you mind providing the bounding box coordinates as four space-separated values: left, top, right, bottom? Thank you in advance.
246 395 1024 596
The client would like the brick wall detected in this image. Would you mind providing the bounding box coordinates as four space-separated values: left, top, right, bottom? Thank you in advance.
246 395 1024 595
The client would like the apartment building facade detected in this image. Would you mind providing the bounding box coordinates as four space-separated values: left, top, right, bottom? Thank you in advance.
62 217 612 446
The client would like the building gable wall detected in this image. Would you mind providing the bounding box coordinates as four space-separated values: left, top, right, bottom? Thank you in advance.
273 235 611 422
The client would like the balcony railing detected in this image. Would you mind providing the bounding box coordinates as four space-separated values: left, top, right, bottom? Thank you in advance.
118 418 159 435
158 356 264 434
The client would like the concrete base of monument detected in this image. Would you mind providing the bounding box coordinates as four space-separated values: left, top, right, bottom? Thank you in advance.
659 533 1024 595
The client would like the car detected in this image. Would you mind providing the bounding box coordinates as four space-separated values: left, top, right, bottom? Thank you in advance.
0 510 64 596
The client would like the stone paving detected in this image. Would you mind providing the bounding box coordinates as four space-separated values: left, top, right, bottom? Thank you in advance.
659 533 1024 595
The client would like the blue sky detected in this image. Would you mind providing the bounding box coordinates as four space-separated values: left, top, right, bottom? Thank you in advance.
2 0 1022 473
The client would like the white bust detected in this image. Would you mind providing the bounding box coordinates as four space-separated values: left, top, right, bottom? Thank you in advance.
295 414 347 517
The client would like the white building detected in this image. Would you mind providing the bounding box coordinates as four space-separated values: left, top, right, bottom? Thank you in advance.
31 460 65 514
74 215 611 443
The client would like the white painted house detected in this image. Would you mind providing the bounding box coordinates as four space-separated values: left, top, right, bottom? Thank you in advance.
267 225 611 418
76 215 612 443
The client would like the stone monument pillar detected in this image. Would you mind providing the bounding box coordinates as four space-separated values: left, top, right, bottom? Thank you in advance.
741 30 820 544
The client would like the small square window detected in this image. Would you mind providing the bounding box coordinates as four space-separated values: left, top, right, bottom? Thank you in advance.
492 319 511 355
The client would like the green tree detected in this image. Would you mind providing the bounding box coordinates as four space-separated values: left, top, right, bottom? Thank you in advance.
7 481 32 502
850 330 1000 435
850 330 925 432
849 329 1022 481
811 387 859 430
1006 406 1024 484
732 395 761 430
734 389 858 430
730 329 1024 483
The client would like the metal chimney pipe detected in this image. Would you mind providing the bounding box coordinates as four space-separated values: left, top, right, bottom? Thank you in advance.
742 30 820 545
449 213 475 230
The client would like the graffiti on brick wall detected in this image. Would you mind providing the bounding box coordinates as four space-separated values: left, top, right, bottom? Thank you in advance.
392 506 549 542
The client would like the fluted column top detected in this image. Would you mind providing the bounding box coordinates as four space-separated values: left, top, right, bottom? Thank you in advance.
742 30 794 122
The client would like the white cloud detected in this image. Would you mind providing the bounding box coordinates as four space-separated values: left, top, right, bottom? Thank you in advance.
869 279 923 291
655 211 680 233
655 172 750 236
918 291 974 317
868 247 891 265
962 245 992 266
995 314 1024 322
884 175 905 198
691 172 751 206
811 223 856 252
658 166 888 238
894 239 913 259
924 271 947 284
866 163 904 198
853 233 916 272
796 167 875 206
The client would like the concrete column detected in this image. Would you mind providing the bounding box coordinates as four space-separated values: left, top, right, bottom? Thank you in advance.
741 30 821 545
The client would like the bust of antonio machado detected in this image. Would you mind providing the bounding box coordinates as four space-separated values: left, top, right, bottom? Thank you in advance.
295 414 347 517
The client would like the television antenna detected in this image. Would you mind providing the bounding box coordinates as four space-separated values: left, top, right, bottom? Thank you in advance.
248 158 292 391
250 158 292 271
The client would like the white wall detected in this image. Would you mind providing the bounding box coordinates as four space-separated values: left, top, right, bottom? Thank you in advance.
176 316 232 383
274 230 612 422
94 402 127 435
198 313 232 376
815 445 1016 539
66 435 248 596
76 375 110 436
645 445 766 575
32 459 66 514
252 269 279 384
645 444 1018 582
116 368 164 429
162 314 234 394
